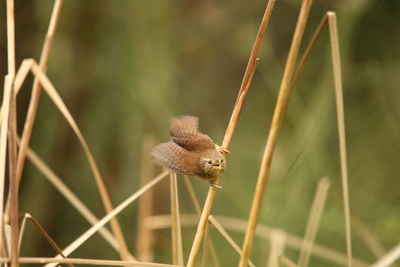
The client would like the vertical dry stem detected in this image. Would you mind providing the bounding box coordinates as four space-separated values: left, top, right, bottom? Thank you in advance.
327 12 352 267
169 173 183 265
239 0 314 265
267 230 286 267
15 0 63 194
298 178 330 267
8 77 19 267
186 1 276 265
0 76 13 256
136 137 156 261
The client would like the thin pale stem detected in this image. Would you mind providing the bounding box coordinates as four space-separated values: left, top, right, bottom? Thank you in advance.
187 0 276 265
170 173 184 265
0 257 181 267
12 59 130 266
45 172 168 266
136 137 156 261
298 178 330 267
22 143 135 260
267 230 286 267
371 244 400 267
17 214 74 267
292 15 328 87
327 12 352 267
239 0 314 265
6 0 15 75
0 76 13 256
147 214 370 267
12 0 63 217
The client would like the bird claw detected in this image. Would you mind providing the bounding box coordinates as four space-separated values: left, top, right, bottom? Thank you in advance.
211 183 223 189
216 145 230 154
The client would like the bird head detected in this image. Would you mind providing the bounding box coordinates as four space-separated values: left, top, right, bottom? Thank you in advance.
200 149 226 177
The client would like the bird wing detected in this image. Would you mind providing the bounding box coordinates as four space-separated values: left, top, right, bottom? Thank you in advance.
170 116 215 151
151 141 198 175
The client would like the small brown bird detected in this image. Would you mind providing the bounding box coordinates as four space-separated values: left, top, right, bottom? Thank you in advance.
151 116 227 187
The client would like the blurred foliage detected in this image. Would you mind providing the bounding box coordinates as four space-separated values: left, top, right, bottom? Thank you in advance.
0 0 399 266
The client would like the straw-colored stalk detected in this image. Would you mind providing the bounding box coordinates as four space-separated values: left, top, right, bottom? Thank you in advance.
186 0 276 265
0 257 180 267
0 76 13 256
147 215 370 267
371 244 400 267
280 255 299 267
18 214 74 267
267 230 286 267
2 58 131 266
136 137 156 261
169 173 183 265
239 0 314 265
47 171 168 265
327 12 352 267
298 178 330 267
183 176 254 267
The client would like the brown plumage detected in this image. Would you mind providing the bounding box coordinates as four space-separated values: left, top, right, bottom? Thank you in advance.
151 116 227 186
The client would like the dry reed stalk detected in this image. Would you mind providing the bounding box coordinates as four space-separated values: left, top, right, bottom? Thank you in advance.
183 176 253 266
6 0 18 264
239 0 314 265
147 214 370 267
292 14 328 86
182 176 221 267
46 172 168 265
187 0 275 265
352 216 387 260
7 78 18 267
6 58 129 265
136 137 156 261
6 0 15 75
280 255 299 267
18 214 74 267
22 144 135 259
0 257 181 267
169 173 184 265
267 230 286 267
0 76 13 256
297 178 330 267
13 0 63 206
371 244 400 267
200 223 210 267
327 12 352 267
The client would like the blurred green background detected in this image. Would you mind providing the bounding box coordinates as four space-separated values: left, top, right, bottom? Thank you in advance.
1 0 399 266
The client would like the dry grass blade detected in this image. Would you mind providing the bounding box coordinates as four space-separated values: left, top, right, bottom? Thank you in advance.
147 214 370 267
0 257 181 267
292 14 328 86
187 0 275 265
14 0 63 202
19 59 130 262
267 230 286 267
183 176 252 266
22 144 135 259
0 76 13 255
136 137 156 261
169 173 184 265
18 214 74 267
208 216 256 267
240 0 314 265
327 12 352 267
182 176 221 267
280 255 299 267
298 178 330 267
371 244 400 267
200 224 210 267
6 0 16 75
7 77 19 267
46 172 168 265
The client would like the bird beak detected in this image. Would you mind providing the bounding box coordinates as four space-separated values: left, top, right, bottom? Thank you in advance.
212 163 220 168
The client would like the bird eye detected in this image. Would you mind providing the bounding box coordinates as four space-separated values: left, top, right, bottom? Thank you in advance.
220 159 224 163
207 160 212 164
